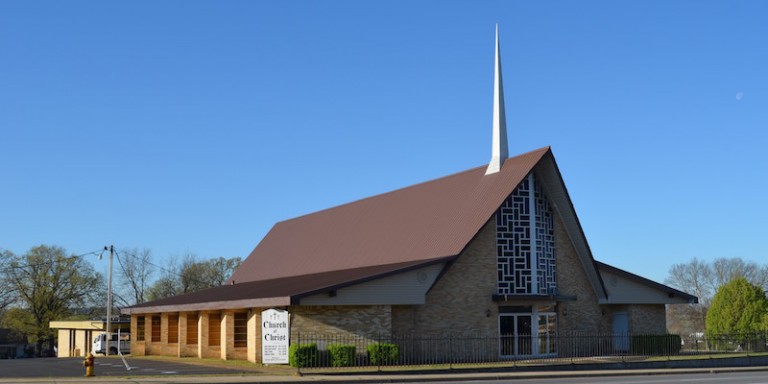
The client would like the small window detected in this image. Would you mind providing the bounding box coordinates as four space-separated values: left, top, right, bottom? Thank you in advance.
234 313 247 348
168 314 179 344
151 315 161 342
208 313 221 346
136 317 145 341
187 313 198 344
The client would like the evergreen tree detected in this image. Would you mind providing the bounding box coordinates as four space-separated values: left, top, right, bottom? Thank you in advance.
705 277 768 337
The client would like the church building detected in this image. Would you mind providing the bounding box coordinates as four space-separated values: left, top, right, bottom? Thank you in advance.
122 27 696 363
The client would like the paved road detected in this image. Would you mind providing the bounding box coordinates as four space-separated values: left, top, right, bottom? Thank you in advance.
430 371 768 384
2 359 768 384
0 357 253 378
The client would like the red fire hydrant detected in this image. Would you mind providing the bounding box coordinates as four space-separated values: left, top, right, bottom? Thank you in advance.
83 352 95 377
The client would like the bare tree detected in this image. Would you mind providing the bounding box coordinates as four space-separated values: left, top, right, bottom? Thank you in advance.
756 265 768 292
666 256 768 336
666 257 714 305
711 257 768 293
146 255 180 301
666 303 706 337
115 248 155 305
0 249 18 312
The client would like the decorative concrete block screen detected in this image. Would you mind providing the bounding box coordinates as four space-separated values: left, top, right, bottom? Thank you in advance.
496 174 556 295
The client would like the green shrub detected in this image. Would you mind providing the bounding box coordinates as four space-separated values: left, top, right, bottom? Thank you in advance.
289 343 319 368
706 277 768 342
367 343 399 365
630 334 681 355
328 344 356 367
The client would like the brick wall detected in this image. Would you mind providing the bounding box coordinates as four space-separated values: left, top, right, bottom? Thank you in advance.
392 218 499 337
130 315 145 356
553 212 606 335
247 310 262 363
629 304 667 334
291 305 391 341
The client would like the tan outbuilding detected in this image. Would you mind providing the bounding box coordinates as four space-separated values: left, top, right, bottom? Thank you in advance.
49 318 130 357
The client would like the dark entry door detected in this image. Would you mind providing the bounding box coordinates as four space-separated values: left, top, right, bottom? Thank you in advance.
500 314 532 356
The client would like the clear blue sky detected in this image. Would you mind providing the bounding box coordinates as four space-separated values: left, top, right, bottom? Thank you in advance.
1 1 766 285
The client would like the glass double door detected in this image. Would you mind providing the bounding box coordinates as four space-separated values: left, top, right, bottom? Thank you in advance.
499 314 532 356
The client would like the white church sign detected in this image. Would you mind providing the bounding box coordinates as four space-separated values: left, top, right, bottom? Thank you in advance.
261 308 290 364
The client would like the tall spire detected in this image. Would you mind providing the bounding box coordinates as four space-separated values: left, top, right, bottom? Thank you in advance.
485 24 508 175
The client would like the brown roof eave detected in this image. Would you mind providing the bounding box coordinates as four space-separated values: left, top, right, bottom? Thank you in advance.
121 296 292 315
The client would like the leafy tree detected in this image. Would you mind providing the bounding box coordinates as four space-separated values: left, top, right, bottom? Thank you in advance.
202 256 242 287
666 257 768 336
4 245 101 355
144 254 241 301
764 312 768 332
705 277 768 337
0 307 35 342
145 275 180 302
179 253 208 293
145 254 181 301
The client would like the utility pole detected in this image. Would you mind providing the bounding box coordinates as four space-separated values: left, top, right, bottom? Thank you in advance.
105 245 114 356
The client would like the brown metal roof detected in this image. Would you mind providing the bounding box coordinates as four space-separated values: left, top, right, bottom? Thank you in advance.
228 147 551 285
123 257 451 314
123 147 574 314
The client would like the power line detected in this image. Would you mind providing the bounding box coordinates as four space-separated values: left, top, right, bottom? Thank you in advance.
114 248 219 291
0 248 106 274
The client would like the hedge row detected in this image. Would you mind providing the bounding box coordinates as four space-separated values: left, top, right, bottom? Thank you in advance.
630 334 682 355
288 342 400 368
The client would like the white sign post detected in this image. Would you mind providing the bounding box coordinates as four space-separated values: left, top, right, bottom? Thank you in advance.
261 308 290 364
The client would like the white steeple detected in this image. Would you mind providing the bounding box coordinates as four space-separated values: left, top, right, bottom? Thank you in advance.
485 24 509 175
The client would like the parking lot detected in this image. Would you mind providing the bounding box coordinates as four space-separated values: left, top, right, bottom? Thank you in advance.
0 356 256 378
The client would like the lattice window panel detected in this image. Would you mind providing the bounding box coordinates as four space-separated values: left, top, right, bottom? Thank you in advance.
535 181 556 294
496 174 556 295
496 177 532 294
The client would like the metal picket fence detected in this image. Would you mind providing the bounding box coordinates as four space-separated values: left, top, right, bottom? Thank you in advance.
289 331 768 370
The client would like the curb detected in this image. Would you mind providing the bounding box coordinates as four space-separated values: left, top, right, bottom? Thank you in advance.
1 366 768 384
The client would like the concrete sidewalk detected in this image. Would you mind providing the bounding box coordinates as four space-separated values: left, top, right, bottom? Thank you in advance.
1 366 768 384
